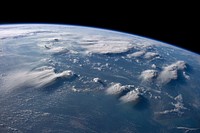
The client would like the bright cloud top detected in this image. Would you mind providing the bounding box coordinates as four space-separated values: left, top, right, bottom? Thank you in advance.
119 90 140 104
106 83 130 95
140 69 158 82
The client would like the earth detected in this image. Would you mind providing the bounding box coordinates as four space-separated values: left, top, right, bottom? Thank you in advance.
0 24 200 133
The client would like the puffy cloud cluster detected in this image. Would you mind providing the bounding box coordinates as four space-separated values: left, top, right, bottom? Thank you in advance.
106 83 141 104
158 61 187 84
140 61 189 84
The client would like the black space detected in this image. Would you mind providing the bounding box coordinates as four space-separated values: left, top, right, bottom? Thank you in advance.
0 5 198 54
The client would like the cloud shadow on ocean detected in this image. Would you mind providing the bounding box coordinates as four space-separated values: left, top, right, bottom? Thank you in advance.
132 95 150 111
41 74 78 93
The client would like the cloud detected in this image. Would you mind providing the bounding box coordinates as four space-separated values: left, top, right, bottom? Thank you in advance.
157 61 187 84
127 51 159 60
140 69 158 82
82 40 134 54
106 83 129 95
0 27 32 39
144 52 159 59
92 78 105 86
3 66 74 92
79 34 154 54
182 71 190 79
47 46 66 53
155 94 187 116
93 78 101 83
139 61 189 85
173 94 186 110
0 25 51 39
119 90 140 104
127 51 146 58
1 25 157 55
151 64 157 69
176 127 200 132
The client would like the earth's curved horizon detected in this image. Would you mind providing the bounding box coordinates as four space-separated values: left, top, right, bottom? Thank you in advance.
0 23 197 55
0 24 200 133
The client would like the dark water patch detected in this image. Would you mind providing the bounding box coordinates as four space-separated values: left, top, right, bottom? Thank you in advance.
41 75 78 93
117 89 131 99
133 95 150 110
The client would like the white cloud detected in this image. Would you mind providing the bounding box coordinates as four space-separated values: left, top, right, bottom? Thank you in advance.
0 25 157 55
157 61 187 84
119 90 140 104
0 25 51 39
82 40 134 54
140 69 158 82
106 83 128 95
93 77 101 83
172 94 187 110
144 52 159 59
151 64 157 69
78 34 154 54
155 94 187 116
0 28 32 39
174 94 183 102
183 71 190 79
166 61 186 70
57 70 74 78
127 51 146 58
48 46 66 53
3 66 74 91
177 127 200 132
